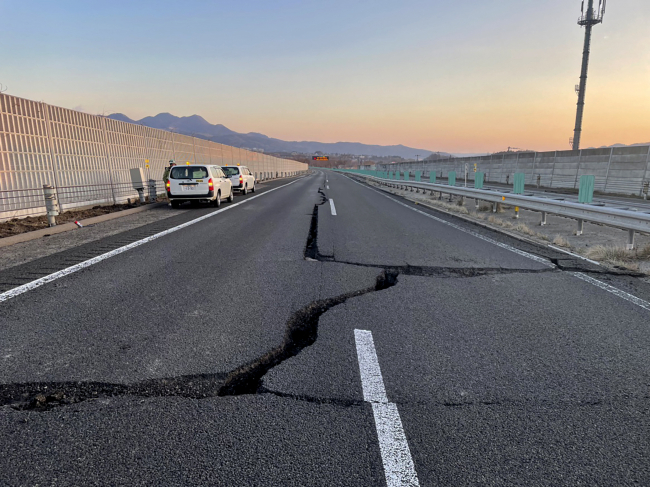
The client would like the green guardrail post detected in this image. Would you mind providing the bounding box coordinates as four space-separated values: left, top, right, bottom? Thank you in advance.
474 172 484 189
429 172 436 184
578 175 595 203
513 173 525 194
448 171 456 186
415 171 422 182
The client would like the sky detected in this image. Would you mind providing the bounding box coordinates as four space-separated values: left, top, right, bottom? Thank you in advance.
1 0 649 153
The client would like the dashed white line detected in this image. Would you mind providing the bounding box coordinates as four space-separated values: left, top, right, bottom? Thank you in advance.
354 329 420 487
329 198 337 216
327 185 330 189
0 178 302 304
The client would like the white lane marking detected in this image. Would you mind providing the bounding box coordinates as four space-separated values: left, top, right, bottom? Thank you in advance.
344 175 551 267
355 329 388 403
572 273 650 311
354 329 420 487
329 198 337 216
0 179 303 304
327 185 330 189
548 245 601 266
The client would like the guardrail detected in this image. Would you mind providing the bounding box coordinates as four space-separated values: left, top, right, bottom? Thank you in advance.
337 171 650 250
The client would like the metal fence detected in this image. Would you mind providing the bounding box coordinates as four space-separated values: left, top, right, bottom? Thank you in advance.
0 93 307 221
378 146 650 197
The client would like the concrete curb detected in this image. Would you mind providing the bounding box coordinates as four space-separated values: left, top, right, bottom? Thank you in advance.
0 202 168 249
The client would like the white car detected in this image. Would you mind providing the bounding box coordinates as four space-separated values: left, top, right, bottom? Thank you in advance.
166 164 233 208
222 165 255 195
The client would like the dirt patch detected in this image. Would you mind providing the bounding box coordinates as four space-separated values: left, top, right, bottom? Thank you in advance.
0 203 147 238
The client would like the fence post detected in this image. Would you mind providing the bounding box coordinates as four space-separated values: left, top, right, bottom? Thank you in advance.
43 184 59 226
549 151 558 188
641 145 650 197
42 102 64 211
574 149 583 189
531 151 537 186
100 116 117 205
603 147 614 192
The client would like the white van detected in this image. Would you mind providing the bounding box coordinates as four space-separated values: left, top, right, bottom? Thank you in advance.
221 165 256 195
166 165 233 208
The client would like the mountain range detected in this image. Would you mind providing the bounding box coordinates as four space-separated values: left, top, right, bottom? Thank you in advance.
108 113 438 159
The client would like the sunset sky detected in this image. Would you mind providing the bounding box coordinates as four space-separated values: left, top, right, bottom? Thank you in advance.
2 0 649 153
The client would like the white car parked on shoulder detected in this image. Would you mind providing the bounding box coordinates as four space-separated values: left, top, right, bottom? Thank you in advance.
222 165 255 195
166 164 233 208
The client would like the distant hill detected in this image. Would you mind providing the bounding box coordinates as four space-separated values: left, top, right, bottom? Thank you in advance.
108 112 438 159
590 142 650 149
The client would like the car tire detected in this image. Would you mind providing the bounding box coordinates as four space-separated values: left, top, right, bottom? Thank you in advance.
251 184 255 193
242 185 247 195
171 201 181 209
227 189 234 202
214 191 221 207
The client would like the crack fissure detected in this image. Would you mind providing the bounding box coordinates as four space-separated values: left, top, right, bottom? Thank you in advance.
1 269 399 411
325 261 558 278
218 269 399 396
304 186 334 261
0 373 229 411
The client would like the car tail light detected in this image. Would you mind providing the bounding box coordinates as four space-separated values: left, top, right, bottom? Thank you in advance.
208 178 214 191
166 181 171 192
239 175 243 185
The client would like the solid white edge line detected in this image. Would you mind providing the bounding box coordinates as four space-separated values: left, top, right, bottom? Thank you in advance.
571 272 650 311
354 329 420 487
547 245 601 266
0 178 303 304
342 174 552 267
329 198 337 216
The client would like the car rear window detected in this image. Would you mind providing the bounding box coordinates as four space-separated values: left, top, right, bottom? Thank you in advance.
171 166 208 179
222 167 240 176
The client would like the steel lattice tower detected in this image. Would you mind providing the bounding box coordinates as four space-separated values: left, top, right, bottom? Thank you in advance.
572 0 606 150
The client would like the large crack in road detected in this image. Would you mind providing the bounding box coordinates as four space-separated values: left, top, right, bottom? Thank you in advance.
2 181 641 412
218 269 399 396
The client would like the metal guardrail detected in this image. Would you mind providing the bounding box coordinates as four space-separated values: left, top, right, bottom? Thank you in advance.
339 171 650 248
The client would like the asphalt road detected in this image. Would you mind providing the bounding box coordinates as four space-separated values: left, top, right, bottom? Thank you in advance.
1 170 649 486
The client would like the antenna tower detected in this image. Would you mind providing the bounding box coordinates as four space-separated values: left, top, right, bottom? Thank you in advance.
572 0 606 150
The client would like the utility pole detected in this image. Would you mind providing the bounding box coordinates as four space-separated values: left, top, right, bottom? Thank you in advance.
572 0 606 151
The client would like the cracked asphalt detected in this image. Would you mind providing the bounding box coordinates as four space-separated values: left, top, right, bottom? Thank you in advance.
1 170 649 486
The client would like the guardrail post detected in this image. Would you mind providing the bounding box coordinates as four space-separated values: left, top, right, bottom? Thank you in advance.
43 184 59 227
627 230 635 250
540 211 547 226
576 219 584 236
